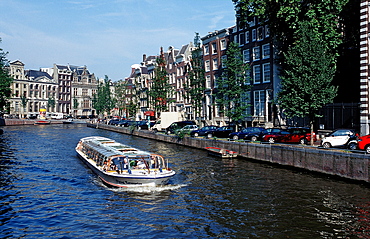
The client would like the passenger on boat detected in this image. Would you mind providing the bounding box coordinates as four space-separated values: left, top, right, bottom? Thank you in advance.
136 160 146 169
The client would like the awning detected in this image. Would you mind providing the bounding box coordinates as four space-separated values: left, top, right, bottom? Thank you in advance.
144 111 155 116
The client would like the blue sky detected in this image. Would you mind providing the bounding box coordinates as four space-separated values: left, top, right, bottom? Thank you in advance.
0 0 236 81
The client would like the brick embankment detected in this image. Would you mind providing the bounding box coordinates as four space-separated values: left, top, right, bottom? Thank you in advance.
90 123 370 183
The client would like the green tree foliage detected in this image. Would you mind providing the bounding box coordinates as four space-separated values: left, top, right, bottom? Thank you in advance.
215 41 251 123
114 79 128 117
0 39 13 113
233 0 348 54
233 0 348 144
278 21 338 144
73 98 79 109
185 33 205 121
148 53 174 115
48 96 56 110
92 75 116 116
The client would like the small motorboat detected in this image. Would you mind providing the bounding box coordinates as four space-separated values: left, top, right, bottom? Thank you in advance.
34 120 51 125
205 146 238 158
76 136 176 187
63 118 73 124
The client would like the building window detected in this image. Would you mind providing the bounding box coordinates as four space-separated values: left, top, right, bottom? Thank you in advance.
243 49 250 63
220 39 227 50
206 75 211 89
254 90 265 116
212 42 217 54
257 26 264 41
253 46 260 61
204 45 209 55
239 33 245 46
262 63 271 83
205 60 210 72
253 65 261 84
252 29 257 42
221 55 227 68
245 31 250 44
213 58 218 69
262 44 270 59
265 25 270 37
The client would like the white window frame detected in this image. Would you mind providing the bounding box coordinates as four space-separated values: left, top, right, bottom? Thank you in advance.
262 63 271 83
262 44 270 59
206 75 211 89
252 29 257 42
245 31 250 44
213 58 218 70
243 49 250 63
220 39 227 50
257 26 264 41
265 25 270 38
253 65 261 84
205 60 210 72
254 90 266 117
204 45 209 55
253 46 260 61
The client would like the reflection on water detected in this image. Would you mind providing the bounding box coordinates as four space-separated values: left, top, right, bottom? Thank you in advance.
0 124 370 238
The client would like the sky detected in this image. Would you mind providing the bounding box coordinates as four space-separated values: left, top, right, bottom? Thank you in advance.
0 0 236 81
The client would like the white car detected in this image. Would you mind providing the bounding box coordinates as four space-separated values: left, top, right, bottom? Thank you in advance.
320 129 358 150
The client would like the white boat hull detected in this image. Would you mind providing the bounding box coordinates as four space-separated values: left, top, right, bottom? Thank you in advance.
76 150 175 187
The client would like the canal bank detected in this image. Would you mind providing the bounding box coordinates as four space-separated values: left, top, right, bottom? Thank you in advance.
90 122 370 184
1 118 65 125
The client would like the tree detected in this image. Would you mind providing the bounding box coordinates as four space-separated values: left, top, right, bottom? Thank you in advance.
0 39 13 114
215 41 251 125
48 96 56 112
92 75 116 117
185 33 206 122
148 48 174 116
20 94 28 118
114 79 128 117
233 0 348 55
233 0 348 144
278 21 338 145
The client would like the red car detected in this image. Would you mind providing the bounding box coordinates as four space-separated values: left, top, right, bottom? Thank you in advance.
262 127 316 144
357 135 370 153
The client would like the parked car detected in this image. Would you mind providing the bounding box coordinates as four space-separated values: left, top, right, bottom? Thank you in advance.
108 118 120 125
321 129 358 150
116 120 134 127
175 125 199 135
262 127 316 144
166 121 197 134
357 135 370 153
190 125 219 137
229 127 265 140
133 121 154 130
206 126 235 138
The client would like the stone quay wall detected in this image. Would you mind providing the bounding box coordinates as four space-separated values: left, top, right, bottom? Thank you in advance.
92 123 370 183
1 119 64 125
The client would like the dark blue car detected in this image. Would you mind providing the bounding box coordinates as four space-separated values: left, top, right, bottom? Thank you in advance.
229 127 265 140
190 125 219 137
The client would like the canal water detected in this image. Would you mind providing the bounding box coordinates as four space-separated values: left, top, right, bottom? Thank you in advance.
1 124 370 238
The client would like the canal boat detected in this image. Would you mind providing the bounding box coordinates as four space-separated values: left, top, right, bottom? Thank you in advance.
205 146 238 158
75 136 176 187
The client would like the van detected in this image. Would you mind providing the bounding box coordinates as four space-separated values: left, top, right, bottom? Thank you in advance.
165 121 196 134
